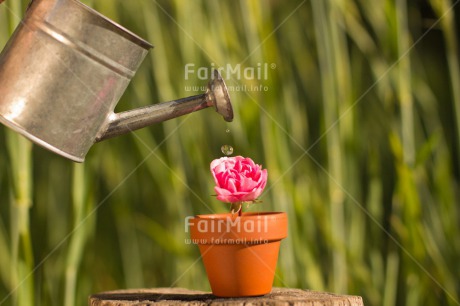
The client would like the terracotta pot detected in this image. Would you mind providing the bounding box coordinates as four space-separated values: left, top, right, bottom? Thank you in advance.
188 212 288 297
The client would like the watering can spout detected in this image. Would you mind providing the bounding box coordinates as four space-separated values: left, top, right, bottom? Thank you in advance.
95 70 233 142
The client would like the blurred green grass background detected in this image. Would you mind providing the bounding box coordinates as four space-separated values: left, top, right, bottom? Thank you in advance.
1 0 460 305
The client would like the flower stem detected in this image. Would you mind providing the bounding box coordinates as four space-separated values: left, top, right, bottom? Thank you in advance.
230 203 242 217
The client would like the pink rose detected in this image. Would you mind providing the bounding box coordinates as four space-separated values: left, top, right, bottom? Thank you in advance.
211 156 268 203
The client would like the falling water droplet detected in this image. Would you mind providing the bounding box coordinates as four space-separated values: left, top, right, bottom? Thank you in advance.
226 128 231 133
221 144 234 156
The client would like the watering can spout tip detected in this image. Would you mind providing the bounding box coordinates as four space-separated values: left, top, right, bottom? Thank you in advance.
208 69 234 122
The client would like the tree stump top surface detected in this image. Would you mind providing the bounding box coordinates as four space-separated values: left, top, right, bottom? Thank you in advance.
89 287 364 306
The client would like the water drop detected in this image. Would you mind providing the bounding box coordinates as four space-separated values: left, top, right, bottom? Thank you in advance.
221 144 234 156
226 129 231 133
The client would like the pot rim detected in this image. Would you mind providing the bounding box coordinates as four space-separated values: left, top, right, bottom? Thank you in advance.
188 212 287 244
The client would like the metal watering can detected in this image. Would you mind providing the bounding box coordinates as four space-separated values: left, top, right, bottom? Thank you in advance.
0 0 233 162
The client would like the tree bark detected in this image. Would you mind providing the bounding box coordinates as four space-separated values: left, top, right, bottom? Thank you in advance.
89 287 364 306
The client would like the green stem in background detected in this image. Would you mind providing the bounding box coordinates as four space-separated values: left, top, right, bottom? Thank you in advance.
311 0 347 294
5 2 34 306
6 130 34 306
64 163 91 306
396 0 415 166
429 0 460 173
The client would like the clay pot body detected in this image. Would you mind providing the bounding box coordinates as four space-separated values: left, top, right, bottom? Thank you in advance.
189 212 287 297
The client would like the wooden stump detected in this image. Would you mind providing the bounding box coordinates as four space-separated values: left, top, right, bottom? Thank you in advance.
89 287 364 306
